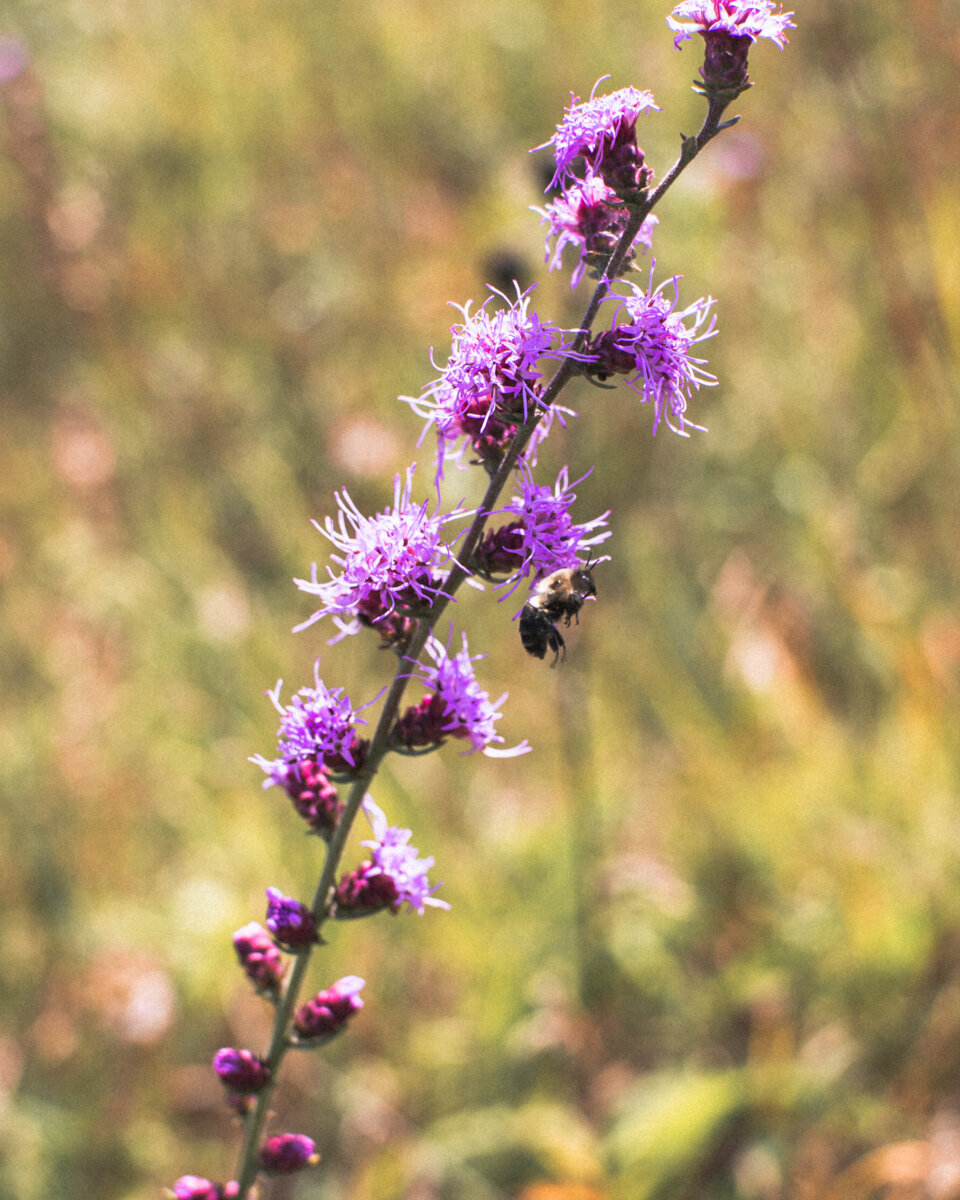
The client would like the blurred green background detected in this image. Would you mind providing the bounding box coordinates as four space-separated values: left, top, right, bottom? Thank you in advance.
2 1 958 1198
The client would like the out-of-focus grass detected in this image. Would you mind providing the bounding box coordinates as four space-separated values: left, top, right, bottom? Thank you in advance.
1 2 958 1198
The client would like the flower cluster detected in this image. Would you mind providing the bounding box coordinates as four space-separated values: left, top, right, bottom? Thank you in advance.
293 466 468 641
585 268 718 434
539 82 660 192
171 10 795 1193
170 1177 239 1200
273 758 343 838
334 799 451 917
264 887 319 950
390 631 531 758
293 975 366 1042
405 287 576 480
250 666 370 788
536 170 659 288
668 0 794 48
259 1134 320 1175
475 467 611 596
212 1048 272 1096
668 0 795 92
232 922 285 998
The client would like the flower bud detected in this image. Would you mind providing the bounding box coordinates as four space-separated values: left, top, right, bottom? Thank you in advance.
233 921 286 998
281 759 343 838
169 1176 239 1200
264 887 319 950
390 694 450 754
333 861 401 918
472 521 526 578
259 1133 320 1175
212 1047 272 1095
293 975 365 1043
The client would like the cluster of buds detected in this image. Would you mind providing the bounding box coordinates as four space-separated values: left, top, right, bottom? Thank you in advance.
171 2 793 1195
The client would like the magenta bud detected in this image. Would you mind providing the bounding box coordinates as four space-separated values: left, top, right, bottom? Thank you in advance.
259 1132 320 1174
390 694 450 754
169 1178 239 1200
293 975 365 1043
281 759 343 837
212 1047 271 1095
233 921 286 997
264 887 319 950
333 862 400 918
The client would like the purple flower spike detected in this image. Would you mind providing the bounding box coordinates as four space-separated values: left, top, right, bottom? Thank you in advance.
405 631 530 758
264 887 319 950
293 975 365 1042
250 664 370 784
212 1047 272 1095
233 921 286 997
293 466 468 637
536 81 660 191
259 1133 320 1175
586 265 718 434
170 1177 239 1200
335 797 452 917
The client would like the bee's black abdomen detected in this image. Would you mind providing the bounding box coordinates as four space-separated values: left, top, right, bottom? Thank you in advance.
519 604 549 659
519 603 566 665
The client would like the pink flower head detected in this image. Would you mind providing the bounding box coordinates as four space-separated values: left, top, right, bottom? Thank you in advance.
250 664 370 782
667 0 795 49
293 466 468 636
408 631 531 758
668 1 794 90
534 172 659 289
496 466 611 594
587 265 717 435
355 796 452 914
404 287 574 481
536 81 660 191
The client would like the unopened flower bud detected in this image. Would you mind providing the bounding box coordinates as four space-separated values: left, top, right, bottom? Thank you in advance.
333 860 401 918
259 1133 320 1175
265 887 319 950
233 921 286 997
212 1047 272 1095
169 1178 239 1200
293 975 365 1043
281 759 343 838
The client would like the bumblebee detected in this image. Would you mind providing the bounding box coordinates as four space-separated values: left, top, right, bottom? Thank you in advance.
519 563 597 665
